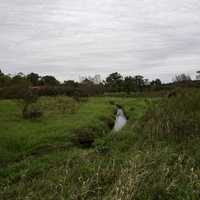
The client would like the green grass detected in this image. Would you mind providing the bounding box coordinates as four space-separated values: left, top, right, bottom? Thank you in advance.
0 96 200 199
0 97 112 163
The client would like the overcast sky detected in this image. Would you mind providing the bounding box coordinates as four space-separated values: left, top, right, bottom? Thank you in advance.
1 0 200 82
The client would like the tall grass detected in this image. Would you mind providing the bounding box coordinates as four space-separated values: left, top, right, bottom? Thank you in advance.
1 96 200 199
141 90 200 138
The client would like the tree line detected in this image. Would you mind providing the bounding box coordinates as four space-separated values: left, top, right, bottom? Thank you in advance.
0 69 199 99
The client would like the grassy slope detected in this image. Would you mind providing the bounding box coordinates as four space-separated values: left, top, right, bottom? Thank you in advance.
0 97 200 199
0 97 114 162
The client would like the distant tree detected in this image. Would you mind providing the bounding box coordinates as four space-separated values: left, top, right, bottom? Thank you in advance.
63 80 78 89
64 80 78 86
27 72 40 86
62 80 79 96
12 72 29 85
41 75 60 86
12 72 24 79
0 74 31 99
106 72 122 83
0 75 11 87
0 70 12 87
76 79 96 98
81 78 94 85
196 71 200 80
106 72 123 92
123 76 136 94
0 69 4 76
134 75 144 92
174 74 191 83
151 79 162 87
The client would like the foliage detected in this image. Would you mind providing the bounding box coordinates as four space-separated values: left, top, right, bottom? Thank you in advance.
151 78 162 90
70 127 96 148
1 69 200 100
140 89 200 138
1 85 200 199
123 76 136 94
134 75 145 92
174 73 192 83
22 105 42 119
93 138 110 154
106 72 123 92
27 72 40 86
0 74 12 87
17 89 42 119
41 75 60 86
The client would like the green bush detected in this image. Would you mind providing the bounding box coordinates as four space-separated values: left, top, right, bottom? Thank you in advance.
70 127 100 148
14 89 42 119
70 119 110 148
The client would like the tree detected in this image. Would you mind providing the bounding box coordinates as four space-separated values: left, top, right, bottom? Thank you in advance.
27 73 40 86
63 80 78 87
12 72 29 86
78 79 96 97
62 80 79 96
106 72 122 84
151 79 162 87
41 75 60 86
0 69 12 87
0 69 4 76
106 72 123 92
134 75 144 92
196 71 200 80
0 74 11 87
123 76 136 94
174 74 191 83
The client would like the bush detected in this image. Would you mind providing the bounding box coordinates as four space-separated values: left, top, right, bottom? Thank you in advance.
140 90 200 138
70 121 109 148
16 89 42 119
70 128 96 148
99 116 115 129
55 96 79 114
22 106 42 119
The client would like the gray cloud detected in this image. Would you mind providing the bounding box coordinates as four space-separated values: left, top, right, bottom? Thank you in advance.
1 0 200 82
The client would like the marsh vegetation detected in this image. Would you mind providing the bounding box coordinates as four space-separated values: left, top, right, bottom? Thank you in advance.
0 91 200 199
1 70 200 199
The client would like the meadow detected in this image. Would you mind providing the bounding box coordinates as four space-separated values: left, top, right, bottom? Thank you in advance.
0 94 200 199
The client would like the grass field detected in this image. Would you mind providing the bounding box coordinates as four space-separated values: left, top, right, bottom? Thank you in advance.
0 96 200 199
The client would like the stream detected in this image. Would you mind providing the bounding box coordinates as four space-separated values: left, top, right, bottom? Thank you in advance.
113 108 127 132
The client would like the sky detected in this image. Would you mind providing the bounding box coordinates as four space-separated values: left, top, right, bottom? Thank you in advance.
0 0 200 82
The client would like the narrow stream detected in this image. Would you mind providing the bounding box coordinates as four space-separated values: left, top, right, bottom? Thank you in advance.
113 108 127 132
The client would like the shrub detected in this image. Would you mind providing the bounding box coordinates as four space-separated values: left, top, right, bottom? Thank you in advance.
70 128 96 148
16 89 42 119
99 116 115 129
55 96 79 114
22 106 42 119
70 122 109 148
140 90 200 138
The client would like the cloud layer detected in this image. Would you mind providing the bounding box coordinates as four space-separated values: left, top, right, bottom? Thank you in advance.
1 0 200 81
